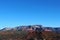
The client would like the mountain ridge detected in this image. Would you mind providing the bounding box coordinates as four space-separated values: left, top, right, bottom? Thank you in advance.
0 25 60 33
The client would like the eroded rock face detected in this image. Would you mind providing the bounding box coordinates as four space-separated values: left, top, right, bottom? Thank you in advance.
25 30 43 40
0 25 60 40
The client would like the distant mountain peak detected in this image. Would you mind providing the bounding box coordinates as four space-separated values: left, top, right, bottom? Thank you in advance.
0 25 60 34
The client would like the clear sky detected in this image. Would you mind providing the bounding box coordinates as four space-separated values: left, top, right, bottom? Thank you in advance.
0 0 60 29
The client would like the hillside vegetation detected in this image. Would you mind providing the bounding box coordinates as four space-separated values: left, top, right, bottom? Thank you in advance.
0 25 60 40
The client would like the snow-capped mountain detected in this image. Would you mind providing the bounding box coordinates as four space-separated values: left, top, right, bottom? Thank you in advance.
0 27 12 31
0 25 60 34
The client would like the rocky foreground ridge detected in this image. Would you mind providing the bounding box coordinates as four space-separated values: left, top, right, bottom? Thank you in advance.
0 25 60 40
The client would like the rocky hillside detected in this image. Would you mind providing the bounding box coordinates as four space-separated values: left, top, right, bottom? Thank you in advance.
0 25 60 40
0 25 60 34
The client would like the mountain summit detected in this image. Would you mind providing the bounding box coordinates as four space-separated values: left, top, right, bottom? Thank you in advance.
0 25 60 34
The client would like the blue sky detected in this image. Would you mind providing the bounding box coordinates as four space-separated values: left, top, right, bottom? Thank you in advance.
0 0 60 29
